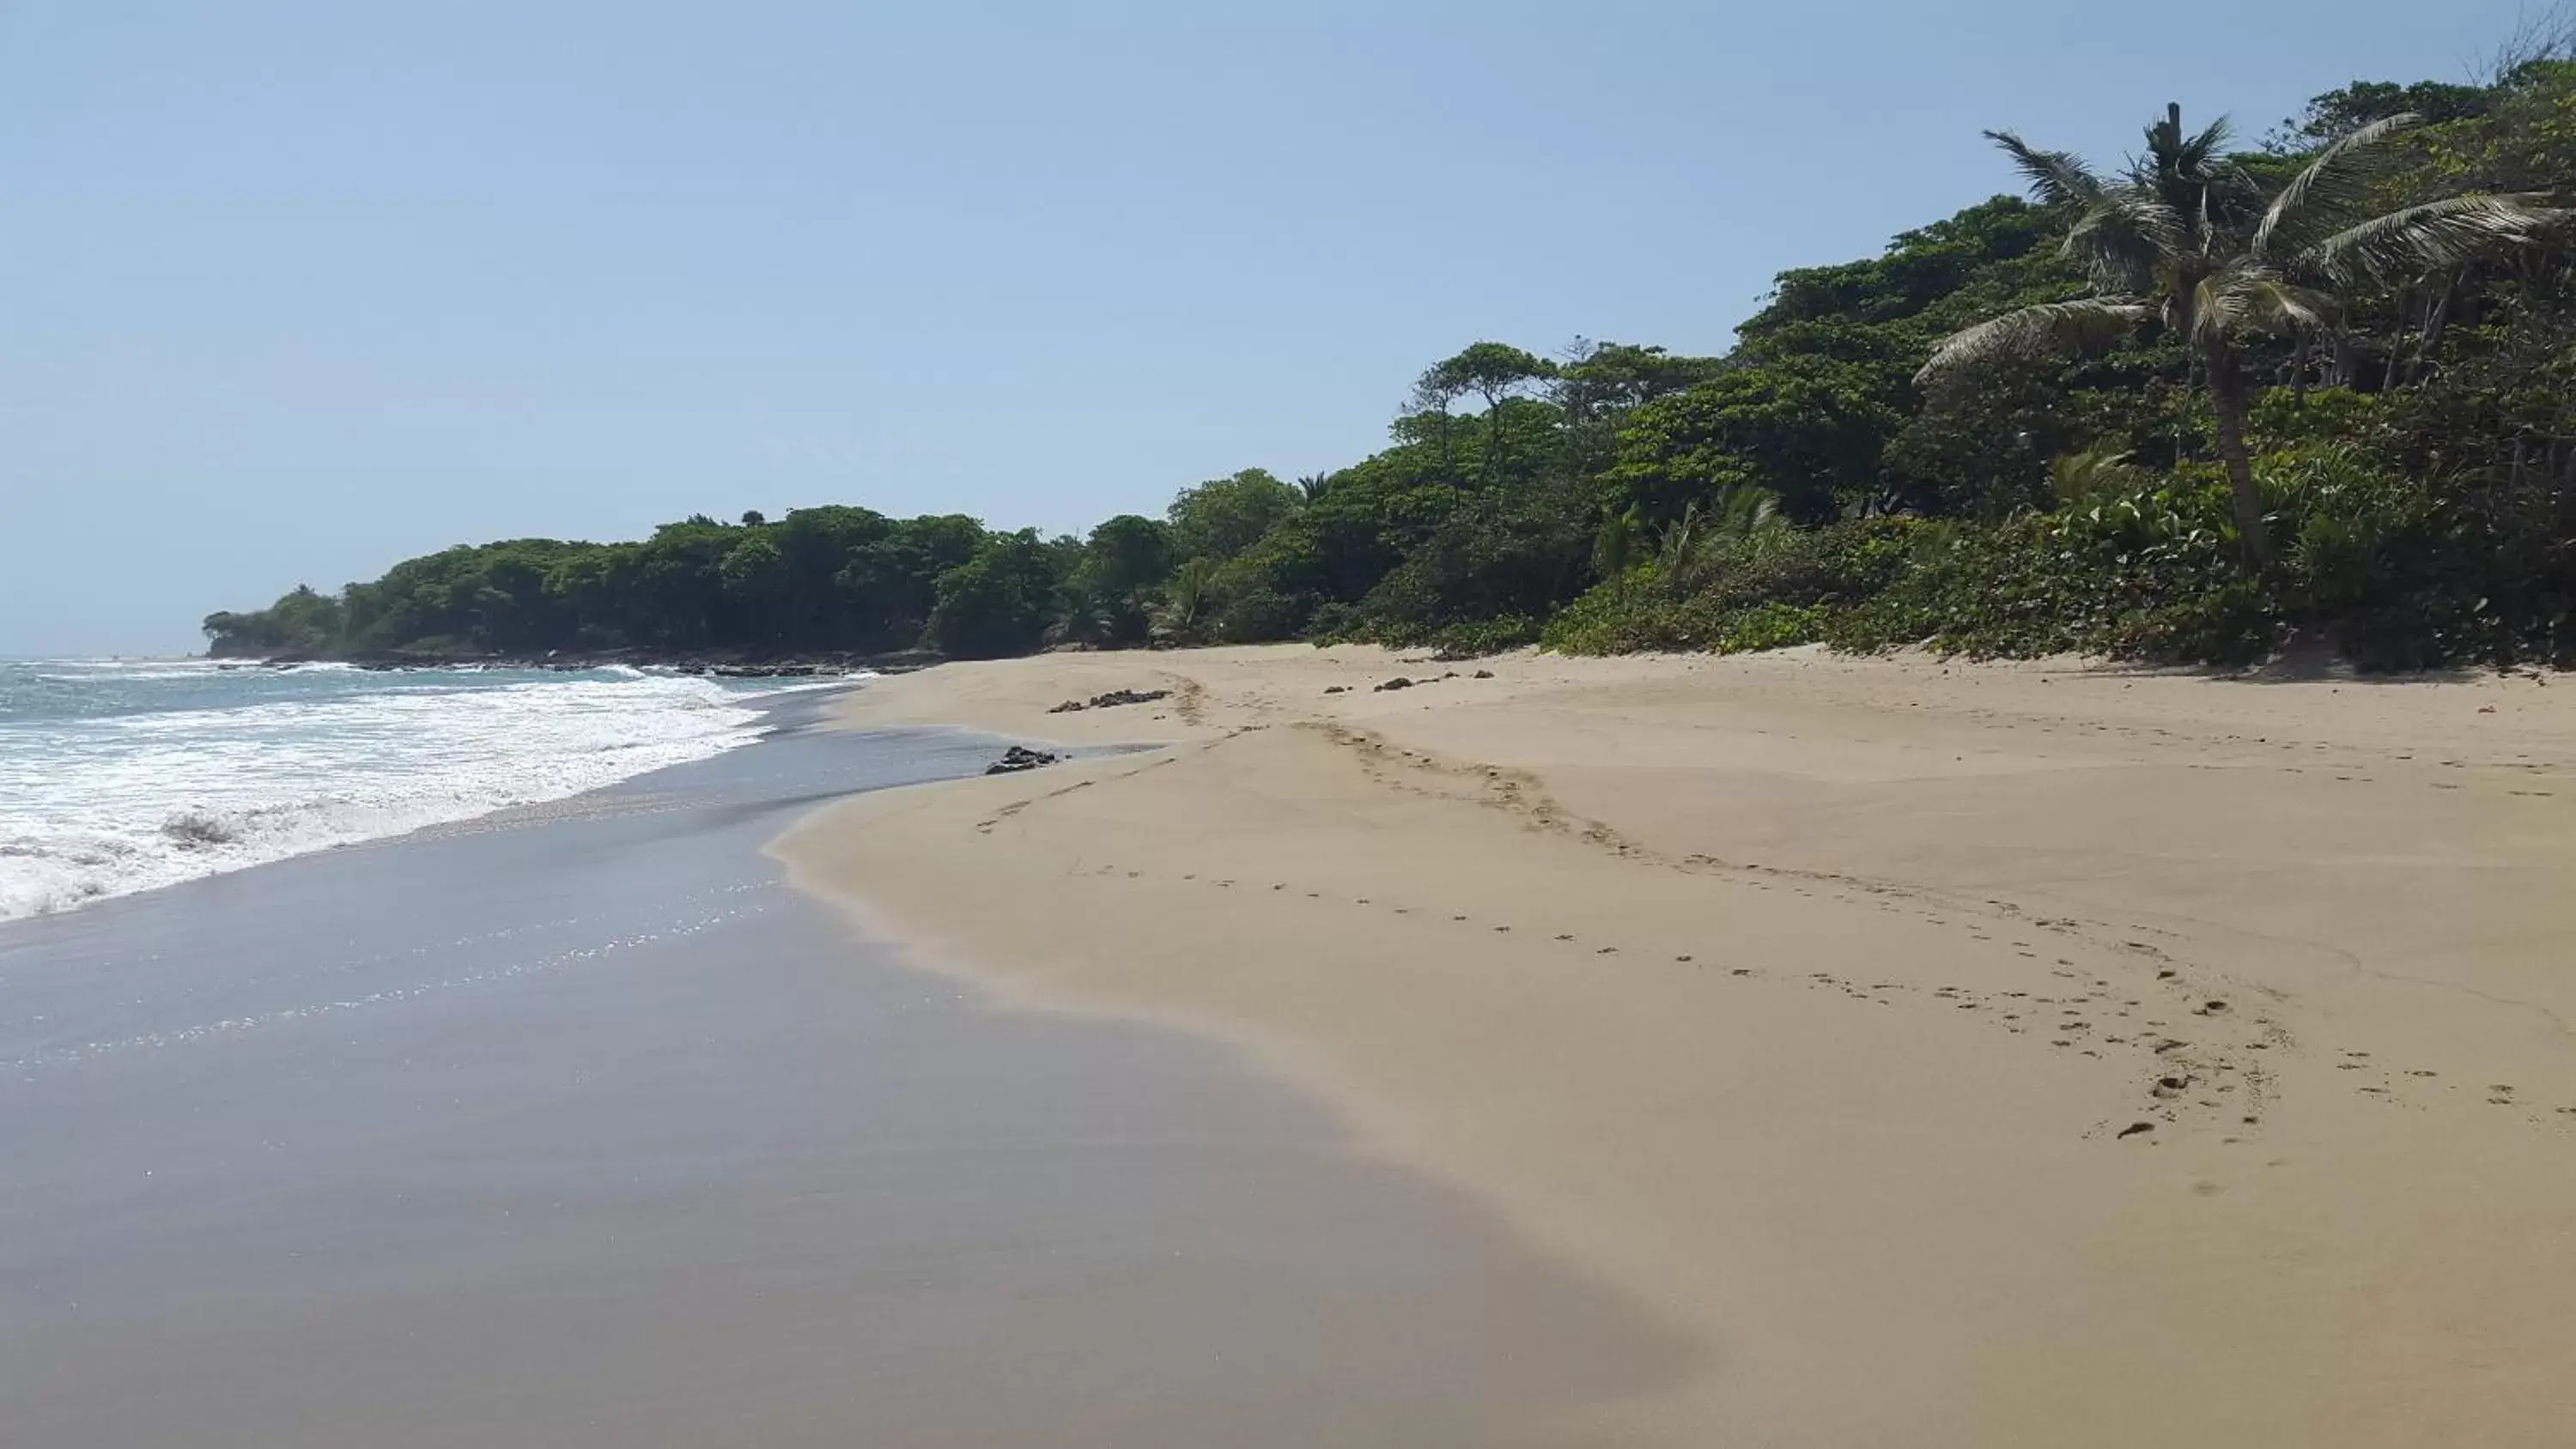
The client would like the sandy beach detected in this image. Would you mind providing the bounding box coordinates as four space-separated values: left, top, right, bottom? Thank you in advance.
777 645 2576 1445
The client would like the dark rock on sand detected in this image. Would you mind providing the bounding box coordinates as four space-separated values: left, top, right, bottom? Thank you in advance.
985 745 1062 775
1047 688 1173 714
1375 677 1415 692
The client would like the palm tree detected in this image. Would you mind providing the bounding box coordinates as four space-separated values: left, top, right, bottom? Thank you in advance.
1295 471 1335 504
1654 487 1786 593
1156 557 1218 639
1918 103 2565 569
2048 446 2151 506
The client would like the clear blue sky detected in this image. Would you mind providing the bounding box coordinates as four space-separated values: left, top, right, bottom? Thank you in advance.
0 0 2536 654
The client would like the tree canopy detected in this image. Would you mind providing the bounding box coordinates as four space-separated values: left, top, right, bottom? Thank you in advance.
211 47 2576 673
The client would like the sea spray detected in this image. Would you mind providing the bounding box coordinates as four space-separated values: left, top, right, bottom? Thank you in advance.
0 661 855 921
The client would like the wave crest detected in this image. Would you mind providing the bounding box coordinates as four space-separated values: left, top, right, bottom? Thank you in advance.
0 670 789 922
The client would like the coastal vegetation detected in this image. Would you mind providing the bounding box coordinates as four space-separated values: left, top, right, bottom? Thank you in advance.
210 44 2576 670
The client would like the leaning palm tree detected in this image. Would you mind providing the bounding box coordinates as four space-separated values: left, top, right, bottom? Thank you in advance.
1918 103 2565 568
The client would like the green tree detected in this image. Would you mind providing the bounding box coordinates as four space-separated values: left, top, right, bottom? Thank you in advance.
1067 514 1173 644
1167 469 1302 565
1605 355 1905 524
719 533 791 646
837 514 987 649
925 530 1065 658
1921 103 2567 567
1416 342 1557 480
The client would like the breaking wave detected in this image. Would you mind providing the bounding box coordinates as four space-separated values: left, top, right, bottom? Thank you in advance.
0 665 847 921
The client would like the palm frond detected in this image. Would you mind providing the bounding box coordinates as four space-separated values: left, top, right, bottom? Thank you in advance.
1985 130 2105 209
2187 275 2240 351
1656 501 1703 568
1915 299 2151 383
2135 106 2244 209
2253 112 2421 258
2063 194 2180 290
1713 484 1784 537
2050 446 2147 506
1162 558 1218 628
2300 192 2570 284
2224 270 2339 335
2172 114 2236 175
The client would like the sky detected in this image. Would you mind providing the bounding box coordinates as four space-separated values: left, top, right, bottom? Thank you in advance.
0 0 2543 655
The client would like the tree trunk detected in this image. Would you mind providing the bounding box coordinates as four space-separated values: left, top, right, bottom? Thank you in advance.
2202 342 2271 572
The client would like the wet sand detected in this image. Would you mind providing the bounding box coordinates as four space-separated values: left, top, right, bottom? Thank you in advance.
0 699 1689 1447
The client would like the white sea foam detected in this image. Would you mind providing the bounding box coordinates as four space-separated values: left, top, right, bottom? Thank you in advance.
0 670 842 922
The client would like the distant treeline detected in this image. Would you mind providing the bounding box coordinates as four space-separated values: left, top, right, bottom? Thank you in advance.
212 40 2576 670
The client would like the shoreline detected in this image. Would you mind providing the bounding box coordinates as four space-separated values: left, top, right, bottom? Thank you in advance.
775 642 2576 1444
4 703 1675 1447
216 647 938 676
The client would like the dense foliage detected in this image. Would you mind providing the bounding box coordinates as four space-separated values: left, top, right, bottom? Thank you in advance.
211 46 2576 671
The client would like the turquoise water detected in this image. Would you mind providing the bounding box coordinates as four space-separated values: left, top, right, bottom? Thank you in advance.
0 658 851 920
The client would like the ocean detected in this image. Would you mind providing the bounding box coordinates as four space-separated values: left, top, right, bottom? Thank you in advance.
0 697 1669 1445
0 658 854 922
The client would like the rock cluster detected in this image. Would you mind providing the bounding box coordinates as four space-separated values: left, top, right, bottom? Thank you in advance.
1372 669 1495 693
1045 688 1172 714
985 745 1062 775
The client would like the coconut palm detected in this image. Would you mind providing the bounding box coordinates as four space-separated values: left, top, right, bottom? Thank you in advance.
1654 487 1786 593
1918 103 2566 568
1155 556 1219 639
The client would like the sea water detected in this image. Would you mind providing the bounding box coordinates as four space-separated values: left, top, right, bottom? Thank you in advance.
0 658 852 921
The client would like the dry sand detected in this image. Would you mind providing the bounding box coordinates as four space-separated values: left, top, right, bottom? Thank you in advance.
772 644 2576 1445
